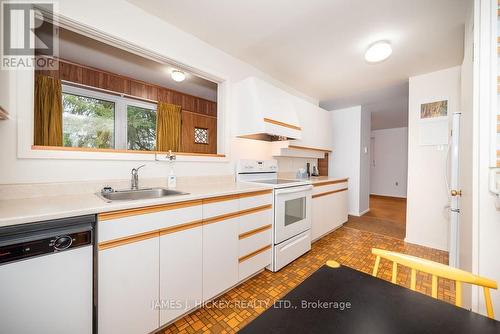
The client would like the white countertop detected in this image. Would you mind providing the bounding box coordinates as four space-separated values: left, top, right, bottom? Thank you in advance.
308 176 349 184
277 173 349 185
0 181 273 227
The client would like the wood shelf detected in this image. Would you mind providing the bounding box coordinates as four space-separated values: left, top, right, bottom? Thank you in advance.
31 145 226 157
287 144 332 153
263 118 301 131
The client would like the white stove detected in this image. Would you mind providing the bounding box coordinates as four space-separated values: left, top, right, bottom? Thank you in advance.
236 160 312 271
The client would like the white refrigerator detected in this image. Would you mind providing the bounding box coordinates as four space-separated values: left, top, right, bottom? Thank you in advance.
449 112 461 268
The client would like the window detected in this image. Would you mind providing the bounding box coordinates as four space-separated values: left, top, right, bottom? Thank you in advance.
61 85 157 151
62 93 115 149
194 127 209 144
127 105 156 151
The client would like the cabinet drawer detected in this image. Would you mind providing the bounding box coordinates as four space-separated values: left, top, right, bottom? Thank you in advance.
239 192 273 211
239 209 273 234
312 182 348 197
239 247 271 281
273 230 311 271
98 204 202 243
239 228 272 257
203 197 239 219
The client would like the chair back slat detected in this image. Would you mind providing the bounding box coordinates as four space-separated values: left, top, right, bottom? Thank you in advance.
410 269 416 291
371 248 497 319
391 262 398 283
456 281 462 307
431 275 438 298
372 255 381 277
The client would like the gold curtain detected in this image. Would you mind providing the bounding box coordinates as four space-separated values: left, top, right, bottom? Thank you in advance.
34 75 63 146
156 102 181 152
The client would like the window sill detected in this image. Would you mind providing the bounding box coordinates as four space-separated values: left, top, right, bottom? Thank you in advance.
29 145 227 161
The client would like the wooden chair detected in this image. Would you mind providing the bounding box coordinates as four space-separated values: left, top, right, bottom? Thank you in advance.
371 248 498 319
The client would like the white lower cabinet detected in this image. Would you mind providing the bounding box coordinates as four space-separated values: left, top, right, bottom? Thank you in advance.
159 227 203 326
98 237 160 334
97 191 273 333
202 217 239 301
311 188 348 241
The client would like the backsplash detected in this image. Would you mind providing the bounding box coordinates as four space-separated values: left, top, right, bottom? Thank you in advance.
0 175 235 201
276 157 319 175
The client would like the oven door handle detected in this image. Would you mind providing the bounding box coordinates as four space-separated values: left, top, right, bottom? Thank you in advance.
275 185 313 195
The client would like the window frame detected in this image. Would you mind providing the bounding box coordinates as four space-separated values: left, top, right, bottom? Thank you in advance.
124 99 157 151
61 84 157 151
17 15 228 162
61 85 119 150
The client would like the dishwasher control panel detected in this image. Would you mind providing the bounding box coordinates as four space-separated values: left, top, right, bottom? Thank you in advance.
0 230 92 265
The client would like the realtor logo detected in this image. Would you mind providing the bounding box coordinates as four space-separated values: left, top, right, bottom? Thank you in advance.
1 1 58 70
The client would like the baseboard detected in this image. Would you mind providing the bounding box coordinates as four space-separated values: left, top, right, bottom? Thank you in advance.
348 209 370 217
404 236 447 252
358 208 370 216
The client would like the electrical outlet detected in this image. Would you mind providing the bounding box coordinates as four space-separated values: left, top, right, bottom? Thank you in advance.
155 153 176 161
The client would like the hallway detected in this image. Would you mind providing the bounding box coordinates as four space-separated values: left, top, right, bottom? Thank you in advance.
344 195 407 239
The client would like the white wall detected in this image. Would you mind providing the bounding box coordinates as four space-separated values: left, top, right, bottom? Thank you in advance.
473 0 500 317
370 127 408 198
0 0 319 185
328 105 370 216
359 107 371 214
457 0 474 309
406 66 461 251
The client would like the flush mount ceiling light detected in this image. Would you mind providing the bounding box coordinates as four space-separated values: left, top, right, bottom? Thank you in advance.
364 41 392 63
171 70 186 82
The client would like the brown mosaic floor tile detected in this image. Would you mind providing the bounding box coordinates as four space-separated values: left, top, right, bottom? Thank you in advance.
158 225 453 334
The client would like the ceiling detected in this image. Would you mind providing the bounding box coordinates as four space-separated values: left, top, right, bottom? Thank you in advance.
321 82 409 130
58 27 218 101
128 0 468 104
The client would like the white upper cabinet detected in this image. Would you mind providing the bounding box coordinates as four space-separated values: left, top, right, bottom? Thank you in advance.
290 100 333 151
232 77 302 140
232 76 333 154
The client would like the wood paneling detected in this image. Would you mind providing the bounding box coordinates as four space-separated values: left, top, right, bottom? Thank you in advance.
318 153 329 176
36 57 219 154
181 111 217 154
182 95 197 111
36 58 216 117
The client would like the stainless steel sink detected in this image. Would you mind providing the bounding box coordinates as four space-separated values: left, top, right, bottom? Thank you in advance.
97 187 189 202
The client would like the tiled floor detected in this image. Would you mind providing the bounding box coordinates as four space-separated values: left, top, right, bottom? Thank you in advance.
345 195 407 239
159 225 452 334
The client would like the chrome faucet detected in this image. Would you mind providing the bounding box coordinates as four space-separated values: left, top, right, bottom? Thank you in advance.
131 165 145 190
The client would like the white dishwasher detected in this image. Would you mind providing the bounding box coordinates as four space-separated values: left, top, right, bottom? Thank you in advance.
0 215 95 334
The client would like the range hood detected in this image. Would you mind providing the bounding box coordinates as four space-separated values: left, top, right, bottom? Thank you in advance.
233 77 302 141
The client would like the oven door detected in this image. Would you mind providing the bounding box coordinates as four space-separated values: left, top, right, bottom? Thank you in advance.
274 185 313 244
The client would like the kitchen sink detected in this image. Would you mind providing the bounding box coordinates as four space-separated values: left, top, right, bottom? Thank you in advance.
97 187 189 202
